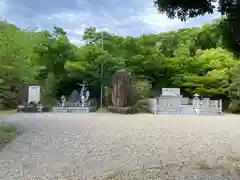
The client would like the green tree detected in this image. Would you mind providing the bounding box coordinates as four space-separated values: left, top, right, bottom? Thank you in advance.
153 0 240 54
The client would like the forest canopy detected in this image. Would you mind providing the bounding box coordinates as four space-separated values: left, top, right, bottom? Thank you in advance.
1 18 240 112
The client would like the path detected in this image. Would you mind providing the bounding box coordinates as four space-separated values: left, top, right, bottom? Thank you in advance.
1 113 240 179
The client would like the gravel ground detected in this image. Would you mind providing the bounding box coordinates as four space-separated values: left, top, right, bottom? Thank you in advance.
1 113 240 179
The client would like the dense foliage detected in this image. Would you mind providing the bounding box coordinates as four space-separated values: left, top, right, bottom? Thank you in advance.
154 0 240 55
1 19 240 112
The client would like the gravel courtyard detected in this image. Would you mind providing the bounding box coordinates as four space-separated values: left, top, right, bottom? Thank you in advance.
1 113 240 179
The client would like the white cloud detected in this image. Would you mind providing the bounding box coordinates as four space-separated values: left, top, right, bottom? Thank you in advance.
65 28 85 35
69 38 84 46
137 2 221 33
135 2 182 32
41 7 219 45
47 11 91 22
0 0 221 46
0 0 8 18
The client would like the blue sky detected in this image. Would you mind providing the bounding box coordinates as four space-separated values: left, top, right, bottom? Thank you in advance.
0 0 220 45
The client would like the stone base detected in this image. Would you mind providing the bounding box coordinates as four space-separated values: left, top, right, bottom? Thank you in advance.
17 104 50 113
107 106 133 114
52 107 68 113
52 106 96 113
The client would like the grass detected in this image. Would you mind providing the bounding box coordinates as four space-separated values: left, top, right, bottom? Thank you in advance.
0 121 17 150
0 109 15 115
97 107 108 113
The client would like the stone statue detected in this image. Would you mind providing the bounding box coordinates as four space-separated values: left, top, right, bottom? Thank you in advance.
77 82 90 107
68 90 80 106
61 95 66 107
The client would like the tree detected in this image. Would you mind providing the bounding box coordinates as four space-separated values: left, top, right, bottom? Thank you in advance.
35 27 76 81
0 21 42 107
179 48 237 97
153 0 240 54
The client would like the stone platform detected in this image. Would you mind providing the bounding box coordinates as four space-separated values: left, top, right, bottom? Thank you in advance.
52 106 96 113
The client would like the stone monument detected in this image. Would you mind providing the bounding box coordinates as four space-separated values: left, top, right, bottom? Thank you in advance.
17 85 44 112
108 69 132 114
28 86 41 103
111 69 130 107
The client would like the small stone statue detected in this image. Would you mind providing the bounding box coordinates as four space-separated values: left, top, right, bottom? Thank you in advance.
61 95 66 107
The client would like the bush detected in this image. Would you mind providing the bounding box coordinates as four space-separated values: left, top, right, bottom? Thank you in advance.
97 107 107 113
132 78 152 100
132 99 150 114
229 99 240 113
41 73 59 106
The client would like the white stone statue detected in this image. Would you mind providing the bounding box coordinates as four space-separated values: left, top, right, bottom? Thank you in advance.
77 82 90 107
61 95 66 107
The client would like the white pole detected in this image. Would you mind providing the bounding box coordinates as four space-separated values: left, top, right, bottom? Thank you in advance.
100 32 104 108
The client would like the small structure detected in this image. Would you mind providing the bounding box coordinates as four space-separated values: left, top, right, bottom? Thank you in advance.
148 88 222 115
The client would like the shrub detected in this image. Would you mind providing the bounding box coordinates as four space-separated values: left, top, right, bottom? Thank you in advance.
132 99 150 114
97 107 107 113
229 99 240 113
41 73 59 106
132 78 152 100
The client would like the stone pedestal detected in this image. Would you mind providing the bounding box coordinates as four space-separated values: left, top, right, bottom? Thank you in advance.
52 107 68 113
52 106 96 113
68 107 91 113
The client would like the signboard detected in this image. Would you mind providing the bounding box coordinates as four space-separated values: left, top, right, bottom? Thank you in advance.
162 88 180 96
28 86 40 103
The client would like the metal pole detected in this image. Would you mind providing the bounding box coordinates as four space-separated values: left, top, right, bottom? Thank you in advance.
100 32 104 108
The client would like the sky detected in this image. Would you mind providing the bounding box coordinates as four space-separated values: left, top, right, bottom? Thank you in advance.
0 0 220 46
